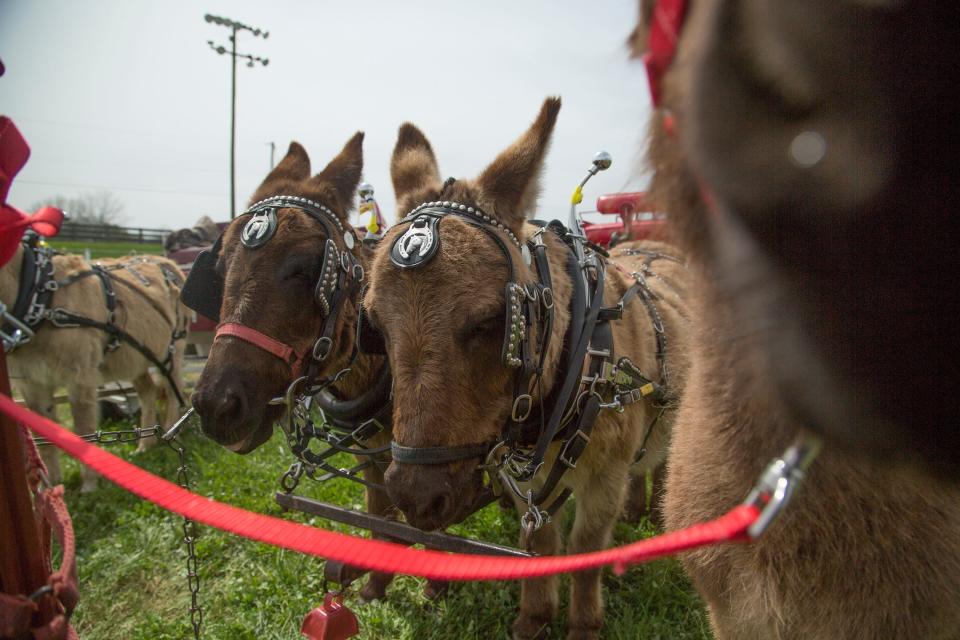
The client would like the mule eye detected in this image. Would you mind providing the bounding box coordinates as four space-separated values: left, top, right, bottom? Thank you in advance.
281 260 318 283
462 314 502 343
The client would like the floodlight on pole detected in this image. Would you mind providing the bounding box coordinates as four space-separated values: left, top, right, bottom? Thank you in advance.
204 13 269 219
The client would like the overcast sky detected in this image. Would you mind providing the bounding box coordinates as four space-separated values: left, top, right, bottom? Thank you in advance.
1 0 652 230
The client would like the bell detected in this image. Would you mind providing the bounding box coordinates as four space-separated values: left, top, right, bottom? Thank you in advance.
301 592 359 640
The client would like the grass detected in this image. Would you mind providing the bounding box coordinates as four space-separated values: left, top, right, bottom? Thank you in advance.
55 416 711 639
46 240 164 259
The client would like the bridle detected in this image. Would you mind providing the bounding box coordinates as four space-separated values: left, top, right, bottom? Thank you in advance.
385 200 557 469
381 195 673 533
181 194 365 380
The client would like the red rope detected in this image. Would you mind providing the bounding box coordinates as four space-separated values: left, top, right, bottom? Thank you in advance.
0 394 758 580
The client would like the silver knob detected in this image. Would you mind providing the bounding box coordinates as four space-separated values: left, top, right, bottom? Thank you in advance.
592 150 613 171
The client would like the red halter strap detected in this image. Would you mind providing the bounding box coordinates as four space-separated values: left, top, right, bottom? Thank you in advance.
215 322 307 376
643 0 688 107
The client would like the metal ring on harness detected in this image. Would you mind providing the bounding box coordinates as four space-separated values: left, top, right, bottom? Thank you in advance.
47 308 80 328
313 336 333 361
511 394 533 423
540 287 554 309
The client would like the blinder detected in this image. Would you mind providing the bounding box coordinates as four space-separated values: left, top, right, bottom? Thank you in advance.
314 238 341 316
356 301 386 355
180 235 225 322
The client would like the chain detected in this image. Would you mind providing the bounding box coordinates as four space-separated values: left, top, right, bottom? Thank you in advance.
164 434 203 640
31 425 162 447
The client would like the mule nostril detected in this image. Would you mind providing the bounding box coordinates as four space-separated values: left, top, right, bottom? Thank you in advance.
418 492 451 525
214 387 246 426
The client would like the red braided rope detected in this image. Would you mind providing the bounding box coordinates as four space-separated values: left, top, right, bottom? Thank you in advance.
0 394 758 580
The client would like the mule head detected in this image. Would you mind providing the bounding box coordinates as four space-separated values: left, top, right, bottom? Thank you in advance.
365 98 561 530
633 0 960 474
191 135 364 453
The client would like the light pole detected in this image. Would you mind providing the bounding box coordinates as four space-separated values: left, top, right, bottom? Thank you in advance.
266 141 276 170
205 14 269 219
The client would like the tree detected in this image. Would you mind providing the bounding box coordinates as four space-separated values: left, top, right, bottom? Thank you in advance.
32 190 127 227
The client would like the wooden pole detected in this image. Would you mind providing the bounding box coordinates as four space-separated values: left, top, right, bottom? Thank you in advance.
0 352 55 631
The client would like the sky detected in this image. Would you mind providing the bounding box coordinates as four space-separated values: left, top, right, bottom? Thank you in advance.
1 0 653 231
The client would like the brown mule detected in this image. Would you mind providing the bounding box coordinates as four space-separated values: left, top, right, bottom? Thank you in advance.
189 136 442 601
630 2 960 638
364 98 691 640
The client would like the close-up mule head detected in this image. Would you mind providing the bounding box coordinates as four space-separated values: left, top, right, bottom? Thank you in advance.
364 98 564 530
188 135 365 453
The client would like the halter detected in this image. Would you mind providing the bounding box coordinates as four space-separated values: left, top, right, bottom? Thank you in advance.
182 195 364 378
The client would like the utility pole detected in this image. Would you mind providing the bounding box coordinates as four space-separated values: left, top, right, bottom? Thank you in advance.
205 14 269 219
267 141 276 170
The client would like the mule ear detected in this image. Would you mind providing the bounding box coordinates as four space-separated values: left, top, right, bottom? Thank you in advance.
251 142 311 202
311 131 365 213
264 141 311 184
627 0 655 58
391 123 442 215
476 97 561 234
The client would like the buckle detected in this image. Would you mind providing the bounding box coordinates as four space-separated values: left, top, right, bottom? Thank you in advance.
558 429 591 469
597 302 624 321
540 287 554 309
351 418 383 443
743 433 822 539
47 308 80 328
511 394 533 422
313 336 333 361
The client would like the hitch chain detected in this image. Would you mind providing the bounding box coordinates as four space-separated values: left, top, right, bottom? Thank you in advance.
32 408 205 639
163 421 203 640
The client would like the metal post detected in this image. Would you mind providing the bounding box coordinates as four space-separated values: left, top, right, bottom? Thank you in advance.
229 26 237 219
205 14 269 221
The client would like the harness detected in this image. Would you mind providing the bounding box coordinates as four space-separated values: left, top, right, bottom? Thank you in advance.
180 194 394 482
1 233 188 406
379 196 678 534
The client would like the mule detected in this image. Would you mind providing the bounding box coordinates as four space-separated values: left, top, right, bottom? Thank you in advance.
364 98 690 640
188 136 445 602
1 243 188 491
641 0 960 478
630 2 960 637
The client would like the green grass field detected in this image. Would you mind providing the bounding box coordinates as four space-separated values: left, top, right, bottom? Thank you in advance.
52 416 711 640
46 240 164 259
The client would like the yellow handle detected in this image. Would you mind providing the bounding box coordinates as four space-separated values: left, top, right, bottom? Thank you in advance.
570 185 583 205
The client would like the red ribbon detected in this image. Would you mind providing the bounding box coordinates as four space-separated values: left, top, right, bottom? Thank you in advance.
1 116 64 266
643 0 688 107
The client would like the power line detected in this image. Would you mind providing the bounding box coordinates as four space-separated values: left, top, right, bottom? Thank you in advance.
15 179 225 198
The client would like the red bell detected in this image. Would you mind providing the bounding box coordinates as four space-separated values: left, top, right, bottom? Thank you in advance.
301 592 359 640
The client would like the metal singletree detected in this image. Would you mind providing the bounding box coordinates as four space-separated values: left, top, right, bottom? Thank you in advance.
205 14 269 219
